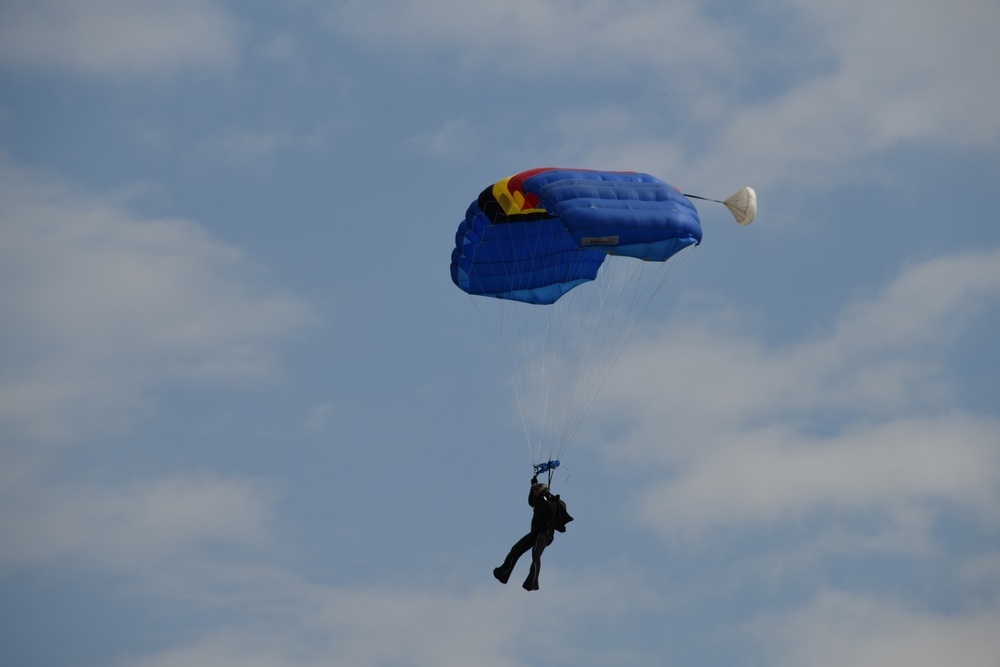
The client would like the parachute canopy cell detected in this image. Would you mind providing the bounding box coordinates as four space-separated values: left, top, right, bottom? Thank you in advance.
450 168 702 305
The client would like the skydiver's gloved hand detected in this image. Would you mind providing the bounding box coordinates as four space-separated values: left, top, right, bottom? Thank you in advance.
531 476 538 485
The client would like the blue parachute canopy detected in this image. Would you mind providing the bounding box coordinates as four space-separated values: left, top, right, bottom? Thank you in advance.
451 168 702 305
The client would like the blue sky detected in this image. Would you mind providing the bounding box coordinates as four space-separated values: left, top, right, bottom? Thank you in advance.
1 1 999 665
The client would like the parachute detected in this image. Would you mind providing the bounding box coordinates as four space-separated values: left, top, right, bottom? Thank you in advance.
451 168 751 476
452 168 702 304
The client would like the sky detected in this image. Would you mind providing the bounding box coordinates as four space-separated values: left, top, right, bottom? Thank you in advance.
1 1 999 665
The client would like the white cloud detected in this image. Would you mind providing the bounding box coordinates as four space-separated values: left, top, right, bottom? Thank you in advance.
118 565 663 667
569 0 1000 193
638 414 1000 533
593 247 1000 539
194 118 347 171
328 0 731 79
0 0 242 77
258 32 299 64
755 591 1000 667
835 249 1000 351
124 633 331 667
326 1 1000 191
606 247 1000 438
0 472 274 572
689 0 1000 189
0 157 316 440
793 0 1000 144
119 590 528 667
407 118 480 160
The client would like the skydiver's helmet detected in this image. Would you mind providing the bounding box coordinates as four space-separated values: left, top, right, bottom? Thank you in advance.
528 482 548 507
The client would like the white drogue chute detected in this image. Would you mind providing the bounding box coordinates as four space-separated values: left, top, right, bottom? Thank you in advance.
684 187 757 225
723 187 756 225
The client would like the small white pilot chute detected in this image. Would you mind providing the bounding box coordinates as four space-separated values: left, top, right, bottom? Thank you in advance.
684 187 757 225
723 187 756 225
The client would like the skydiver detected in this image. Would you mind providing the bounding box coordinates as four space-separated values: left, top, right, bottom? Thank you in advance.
493 477 572 591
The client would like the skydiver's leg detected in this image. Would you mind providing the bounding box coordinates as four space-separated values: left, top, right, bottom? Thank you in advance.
522 531 554 591
494 533 534 584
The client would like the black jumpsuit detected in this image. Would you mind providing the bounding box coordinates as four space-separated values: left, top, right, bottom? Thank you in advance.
494 489 559 591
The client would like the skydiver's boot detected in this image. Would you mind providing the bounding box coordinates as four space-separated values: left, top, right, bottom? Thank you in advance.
522 564 539 591
493 566 511 584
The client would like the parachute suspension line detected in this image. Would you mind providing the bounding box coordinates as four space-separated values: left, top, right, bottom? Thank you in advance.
474 244 696 472
476 214 568 470
474 213 539 466
536 251 586 466
469 294 534 462
503 217 537 466
554 245 626 461
553 259 620 457
553 246 695 462
534 297 557 467
527 223 563 468
465 193 704 476
541 256 636 464
516 242 612 468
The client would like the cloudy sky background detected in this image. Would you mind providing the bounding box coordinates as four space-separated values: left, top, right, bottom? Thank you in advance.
1 1 999 665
